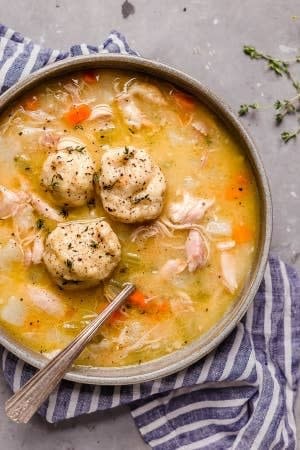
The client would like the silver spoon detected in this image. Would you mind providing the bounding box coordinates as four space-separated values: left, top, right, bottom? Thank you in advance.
5 282 135 424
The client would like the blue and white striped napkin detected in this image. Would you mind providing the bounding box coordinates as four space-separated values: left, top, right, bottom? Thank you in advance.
1 25 300 450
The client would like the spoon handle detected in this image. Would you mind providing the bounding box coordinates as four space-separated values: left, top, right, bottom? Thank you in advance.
5 282 135 424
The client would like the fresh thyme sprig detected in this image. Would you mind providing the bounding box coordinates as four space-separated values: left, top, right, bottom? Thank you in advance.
238 103 260 116
281 128 300 143
239 44 300 143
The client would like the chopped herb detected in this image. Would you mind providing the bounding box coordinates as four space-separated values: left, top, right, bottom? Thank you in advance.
90 240 98 248
68 242 72 249
123 146 134 160
73 146 86 152
74 124 84 130
36 218 44 230
50 175 61 190
102 183 114 190
128 128 135 134
60 206 69 217
65 259 73 270
93 173 99 184
132 194 150 204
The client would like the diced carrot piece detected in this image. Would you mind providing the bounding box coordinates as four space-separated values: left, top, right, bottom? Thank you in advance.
107 309 126 325
172 91 196 112
65 306 76 319
224 172 250 201
152 301 170 314
63 104 91 125
236 174 250 187
24 95 39 111
82 71 97 84
224 186 244 201
128 290 147 309
233 224 253 244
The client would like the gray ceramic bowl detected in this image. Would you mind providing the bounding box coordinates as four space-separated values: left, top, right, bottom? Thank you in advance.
0 55 272 385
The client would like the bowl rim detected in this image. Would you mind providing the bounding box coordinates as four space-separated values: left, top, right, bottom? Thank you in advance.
0 54 272 385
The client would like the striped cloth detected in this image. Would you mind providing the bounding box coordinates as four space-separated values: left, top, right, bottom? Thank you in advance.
1 24 300 449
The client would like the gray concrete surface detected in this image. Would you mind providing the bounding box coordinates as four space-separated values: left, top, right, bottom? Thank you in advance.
0 0 299 449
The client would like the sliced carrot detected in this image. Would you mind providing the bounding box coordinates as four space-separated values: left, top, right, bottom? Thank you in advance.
63 104 91 125
172 91 196 112
128 290 147 309
233 224 253 244
82 71 97 84
24 95 39 111
107 309 126 325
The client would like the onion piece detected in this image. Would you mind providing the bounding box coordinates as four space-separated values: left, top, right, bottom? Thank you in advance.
0 296 26 326
220 252 238 293
57 136 85 151
216 240 236 251
206 220 232 236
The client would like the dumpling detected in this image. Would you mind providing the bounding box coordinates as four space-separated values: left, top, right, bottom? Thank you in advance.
98 146 166 223
43 219 121 289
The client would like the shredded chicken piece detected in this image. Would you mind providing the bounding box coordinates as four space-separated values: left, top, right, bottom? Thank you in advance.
0 185 24 219
88 104 114 130
29 193 61 221
116 93 152 130
39 132 61 149
64 81 82 103
12 203 44 266
160 259 187 279
116 80 166 130
185 229 208 272
21 110 55 123
127 81 167 106
220 251 238 293
89 104 113 121
169 192 214 224
130 219 173 242
170 291 195 314
26 284 66 317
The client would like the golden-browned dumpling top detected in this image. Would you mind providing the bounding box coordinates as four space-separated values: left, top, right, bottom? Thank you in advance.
43 219 121 290
41 146 95 207
98 146 166 223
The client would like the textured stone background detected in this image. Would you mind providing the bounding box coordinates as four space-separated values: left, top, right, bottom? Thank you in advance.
0 1 299 448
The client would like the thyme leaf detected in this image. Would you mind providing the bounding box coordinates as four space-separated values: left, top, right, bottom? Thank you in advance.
240 43 300 143
238 103 260 116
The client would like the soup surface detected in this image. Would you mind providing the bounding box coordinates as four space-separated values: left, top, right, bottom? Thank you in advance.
0 69 260 367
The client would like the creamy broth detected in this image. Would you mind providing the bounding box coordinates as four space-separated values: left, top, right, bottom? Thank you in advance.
0 70 260 366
